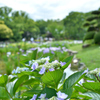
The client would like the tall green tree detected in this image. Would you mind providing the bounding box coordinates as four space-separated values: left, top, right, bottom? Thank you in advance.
63 11 88 40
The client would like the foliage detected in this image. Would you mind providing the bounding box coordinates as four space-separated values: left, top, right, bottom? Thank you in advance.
0 53 100 100
0 6 40 41
63 11 89 39
0 6 94 41
83 8 100 44
0 20 13 40
45 21 65 40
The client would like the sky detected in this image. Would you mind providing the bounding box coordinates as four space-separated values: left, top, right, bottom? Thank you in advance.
0 0 100 21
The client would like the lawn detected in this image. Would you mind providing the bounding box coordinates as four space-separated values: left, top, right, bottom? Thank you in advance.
69 44 100 70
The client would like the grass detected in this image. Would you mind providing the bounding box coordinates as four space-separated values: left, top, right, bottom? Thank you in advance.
69 44 100 70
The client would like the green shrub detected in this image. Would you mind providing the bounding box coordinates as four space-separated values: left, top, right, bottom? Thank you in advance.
94 33 100 44
83 32 95 42
0 20 13 40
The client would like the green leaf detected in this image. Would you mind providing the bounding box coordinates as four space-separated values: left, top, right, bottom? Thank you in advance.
9 77 17 82
74 86 87 93
61 56 73 70
13 75 29 95
41 69 63 88
38 87 57 99
23 78 40 85
83 82 100 94
63 71 83 89
31 49 37 60
13 98 22 100
22 89 41 97
0 75 8 87
0 87 10 99
82 92 100 100
72 93 92 99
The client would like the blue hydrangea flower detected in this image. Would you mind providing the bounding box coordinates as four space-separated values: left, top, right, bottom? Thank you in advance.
32 62 38 71
57 91 68 100
39 66 46 74
60 62 66 66
39 93 46 99
49 68 55 71
30 94 37 100
43 48 49 54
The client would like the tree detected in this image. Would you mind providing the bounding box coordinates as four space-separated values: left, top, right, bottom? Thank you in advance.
0 21 13 40
46 21 65 40
63 11 88 40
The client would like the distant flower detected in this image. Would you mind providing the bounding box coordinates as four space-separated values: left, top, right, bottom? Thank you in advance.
57 91 68 100
0 74 2 77
30 37 34 42
49 68 55 71
22 38 25 42
30 48 36 51
31 62 38 71
39 66 46 74
7 52 11 57
51 51 55 54
39 93 46 99
60 62 66 66
30 94 37 100
43 48 49 54
22 54 27 56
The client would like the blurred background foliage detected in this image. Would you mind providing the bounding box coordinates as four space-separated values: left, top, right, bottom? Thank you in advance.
83 8 100 44
0 6 100 44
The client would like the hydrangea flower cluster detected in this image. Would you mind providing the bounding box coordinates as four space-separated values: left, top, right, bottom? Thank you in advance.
32 56 50 65
31 57 66 75
12 67 29 74
89 68 100 77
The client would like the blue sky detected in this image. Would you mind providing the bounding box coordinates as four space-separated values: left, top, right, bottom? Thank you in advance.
0 0 100 20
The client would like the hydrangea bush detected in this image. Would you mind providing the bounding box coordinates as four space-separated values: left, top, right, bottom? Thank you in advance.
0 50 100 100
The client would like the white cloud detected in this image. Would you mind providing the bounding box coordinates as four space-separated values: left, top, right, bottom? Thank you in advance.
0 0 100 20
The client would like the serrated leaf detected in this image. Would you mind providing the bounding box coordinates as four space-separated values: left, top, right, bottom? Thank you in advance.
41 69 63 88
63 71 83 89
13 75 29 95
61 56 73 70
83 82 100 94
